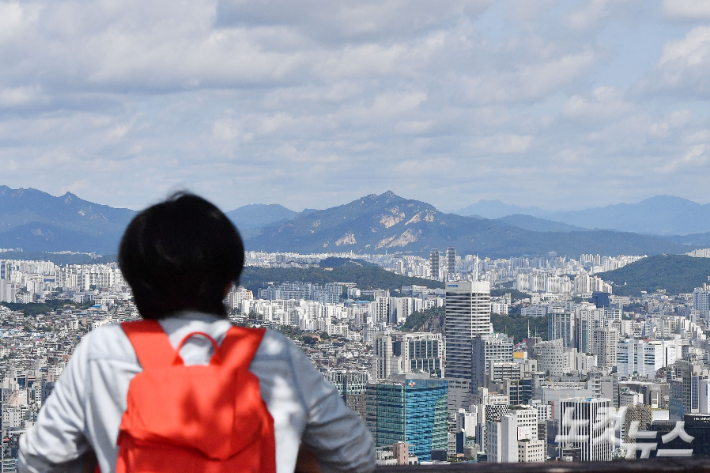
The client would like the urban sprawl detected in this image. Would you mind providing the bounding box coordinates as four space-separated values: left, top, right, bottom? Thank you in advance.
2 248 710 468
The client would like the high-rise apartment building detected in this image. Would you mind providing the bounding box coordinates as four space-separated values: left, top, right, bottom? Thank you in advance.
445 281 491 380
693 286 710 319
592 327 619 369
365 378 448 461
430 250 440 280
548 308 575 348
575 304 603 354
446 246 456 278
0 261 11 280
374 333 398 380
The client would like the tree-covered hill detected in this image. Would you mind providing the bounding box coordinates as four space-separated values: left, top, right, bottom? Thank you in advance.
239 260 443 294
401 306 548 344
1 299 96 316
596 255 710 296
491 313 548 343
401 307 445 332
490 288 530 302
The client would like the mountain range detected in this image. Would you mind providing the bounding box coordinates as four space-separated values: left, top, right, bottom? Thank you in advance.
458 195 710 236
243 191 692 257
0 186 135 253
0 185 705 258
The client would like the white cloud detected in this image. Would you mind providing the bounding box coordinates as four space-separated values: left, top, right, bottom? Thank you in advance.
662 0 710 19
0 0 708 212
566 0 614 31
473 134 534 154
214 0 494 43
463 50 598 104
655 144 707 174
0 87 41 107
562 87 634 120
646 26 710 97
659 26 710 67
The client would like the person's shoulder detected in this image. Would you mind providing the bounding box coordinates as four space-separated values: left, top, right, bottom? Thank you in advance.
80 323 136 362
252 329 295 361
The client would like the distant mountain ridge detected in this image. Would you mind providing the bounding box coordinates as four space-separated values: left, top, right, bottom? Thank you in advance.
0 186 136 253
458 200 549 219
546 195 710 236
0 186 135 235
458 195 710 236
226 204 297 230
244 191 693 257
0 185 703 257
494 215 583 233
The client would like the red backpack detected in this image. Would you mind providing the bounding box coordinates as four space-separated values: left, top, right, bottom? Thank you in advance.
113 320 276 473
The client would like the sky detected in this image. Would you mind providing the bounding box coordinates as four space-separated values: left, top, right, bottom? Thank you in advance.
2 0 710 213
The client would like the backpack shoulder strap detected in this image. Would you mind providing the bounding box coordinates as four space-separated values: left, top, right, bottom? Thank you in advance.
121 320 176 370
218 326 266 370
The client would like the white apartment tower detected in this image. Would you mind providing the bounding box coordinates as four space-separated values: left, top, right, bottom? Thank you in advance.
592 327 619 369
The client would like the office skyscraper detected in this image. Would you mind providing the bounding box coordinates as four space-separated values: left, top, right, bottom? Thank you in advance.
445 281 491 380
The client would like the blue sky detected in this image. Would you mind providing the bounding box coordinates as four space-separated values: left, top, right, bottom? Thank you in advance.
1 0 710 212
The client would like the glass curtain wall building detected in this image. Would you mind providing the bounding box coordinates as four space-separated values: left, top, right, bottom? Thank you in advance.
365 378 448 461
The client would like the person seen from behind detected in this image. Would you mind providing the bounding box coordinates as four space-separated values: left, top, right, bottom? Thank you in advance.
18 192 375 473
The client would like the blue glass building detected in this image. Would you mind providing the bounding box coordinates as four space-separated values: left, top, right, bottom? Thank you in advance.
365 378 448 461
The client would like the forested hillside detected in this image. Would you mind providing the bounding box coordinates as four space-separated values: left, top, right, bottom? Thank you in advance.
401 306 549 344
596 255 710 295
239 258 443 294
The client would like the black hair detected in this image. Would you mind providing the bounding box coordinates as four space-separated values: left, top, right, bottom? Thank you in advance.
118 192 244 320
